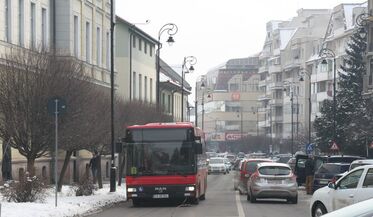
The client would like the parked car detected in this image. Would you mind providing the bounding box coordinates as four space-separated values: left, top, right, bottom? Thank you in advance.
246 162 298 204
333 159 373 181
233 158 272 194
312 163 350 192
320 198 373 217
208 157 227 174
295 154 363 186
310 165 373 217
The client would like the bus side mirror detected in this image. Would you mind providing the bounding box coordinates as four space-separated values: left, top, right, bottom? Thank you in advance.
195 142 203 154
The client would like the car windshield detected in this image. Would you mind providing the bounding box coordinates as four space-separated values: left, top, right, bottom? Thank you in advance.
328 157 362 163
350 163 369 170
246 161 267 173
259 166 291 175
210 158 224 164
126 142 195 176
317 164 350 174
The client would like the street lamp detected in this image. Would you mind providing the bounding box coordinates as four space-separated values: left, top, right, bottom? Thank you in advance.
299 69 312 147
109 0 116 192
200 80 206 131
284 82 296 155
319 47 336 147
156 23 178 106
181 56 197 121
237 106 243 144
355 13 371 38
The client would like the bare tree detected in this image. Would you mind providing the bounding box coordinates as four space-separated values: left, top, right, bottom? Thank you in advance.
0 48 94 176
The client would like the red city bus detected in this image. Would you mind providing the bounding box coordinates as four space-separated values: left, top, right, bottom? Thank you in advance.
124 122 207 206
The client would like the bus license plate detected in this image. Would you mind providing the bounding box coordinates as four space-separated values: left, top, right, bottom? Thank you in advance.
153 194 169 199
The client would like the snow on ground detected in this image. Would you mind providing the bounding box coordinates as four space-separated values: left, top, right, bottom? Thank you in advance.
1 184 127 217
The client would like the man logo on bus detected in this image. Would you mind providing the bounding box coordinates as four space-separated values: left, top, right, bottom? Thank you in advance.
155 187 167 193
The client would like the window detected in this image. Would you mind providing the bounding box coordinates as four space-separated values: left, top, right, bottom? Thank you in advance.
139 38 142 51
150 78 153 102
106 32 110 69
5 0 11 43
42 8 47 48
144 42 147 54
30 2 36 49
167 94 171 112
132 35 136 48
133 72 137 98
86 22 91 63
96 27 101 66
338 169 364 189
144 76 148 101
150 46 153 57
139 74 142 100
73 16 79 57
19 0 24 46
317 81 327 93
363 168 373 188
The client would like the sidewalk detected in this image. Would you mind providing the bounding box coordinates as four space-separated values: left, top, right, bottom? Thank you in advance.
0 184 127 217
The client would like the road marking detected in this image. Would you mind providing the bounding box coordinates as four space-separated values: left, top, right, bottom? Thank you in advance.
235 191 245 217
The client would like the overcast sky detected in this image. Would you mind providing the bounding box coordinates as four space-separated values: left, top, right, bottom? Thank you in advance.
116 0 365 94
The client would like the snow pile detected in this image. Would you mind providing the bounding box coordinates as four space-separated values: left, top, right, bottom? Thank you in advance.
0 184 127 217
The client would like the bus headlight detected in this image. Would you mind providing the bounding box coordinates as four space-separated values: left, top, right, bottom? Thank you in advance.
185 186 195 192
127 187 137 192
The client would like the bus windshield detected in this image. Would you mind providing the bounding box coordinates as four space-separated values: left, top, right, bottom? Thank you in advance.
127 141 196 176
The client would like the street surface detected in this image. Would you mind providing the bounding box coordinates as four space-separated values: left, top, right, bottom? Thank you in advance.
90 173 311 217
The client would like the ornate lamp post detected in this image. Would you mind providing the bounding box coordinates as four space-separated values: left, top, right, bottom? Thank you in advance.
319 48 336 147
181 56 197 121
284 82 296 155
156 23 178 106
299 69 312 146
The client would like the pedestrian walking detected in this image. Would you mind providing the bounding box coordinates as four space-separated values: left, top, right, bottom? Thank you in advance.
89 150 99 184
305 155 315 194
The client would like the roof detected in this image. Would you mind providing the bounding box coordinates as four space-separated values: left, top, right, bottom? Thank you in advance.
257 162 290 168
115 16 158 45
159 59 191 91
127 122 194 129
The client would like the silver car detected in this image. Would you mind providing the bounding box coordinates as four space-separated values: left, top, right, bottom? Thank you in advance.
246 162 298 204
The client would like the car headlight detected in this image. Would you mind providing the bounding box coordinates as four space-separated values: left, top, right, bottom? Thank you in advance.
185 186 195 192
127 187 137 192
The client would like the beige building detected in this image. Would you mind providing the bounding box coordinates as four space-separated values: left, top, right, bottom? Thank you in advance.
197 56 261 152
0 0 114 183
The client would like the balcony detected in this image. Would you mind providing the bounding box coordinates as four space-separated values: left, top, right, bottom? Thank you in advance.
272 115 283 122
258 120 270 128
271 81 283 89
258 94 271 101
311 72 333 82
270 98 283 106
269 65 281 74
259 80 267 87
258 65 269 73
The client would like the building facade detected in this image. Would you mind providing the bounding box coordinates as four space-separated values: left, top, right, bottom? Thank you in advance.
115 17 157 102
197 56 261 152
0 0 114 183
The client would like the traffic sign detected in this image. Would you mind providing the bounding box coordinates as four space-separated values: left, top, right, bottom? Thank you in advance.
47 97 67 115
306 143 314 154
330 142 339 151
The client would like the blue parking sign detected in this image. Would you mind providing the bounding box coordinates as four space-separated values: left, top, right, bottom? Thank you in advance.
306 143 314 154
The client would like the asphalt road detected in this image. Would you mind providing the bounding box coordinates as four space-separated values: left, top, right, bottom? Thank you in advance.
89 172 312 217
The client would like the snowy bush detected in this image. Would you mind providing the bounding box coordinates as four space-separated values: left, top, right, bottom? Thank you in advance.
74 176 97 196
1 172 47 202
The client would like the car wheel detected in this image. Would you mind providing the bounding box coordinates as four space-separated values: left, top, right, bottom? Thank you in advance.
288 195 298 204
224 172 227 175
246 194 250 201
199 194 206 200
313 203 327 217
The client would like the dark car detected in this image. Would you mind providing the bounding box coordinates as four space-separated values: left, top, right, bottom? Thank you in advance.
312 163 350 192
295 154 363 186
234 158 272 194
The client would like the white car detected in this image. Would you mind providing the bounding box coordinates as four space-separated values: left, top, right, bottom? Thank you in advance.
321 198 373 217
310 165 373 217
208 157 227 174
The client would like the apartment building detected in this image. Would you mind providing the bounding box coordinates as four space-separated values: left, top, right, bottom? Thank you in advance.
258 4 367 154
0 0 114 182
363 0 373 96
197 56 261 152
258 9 331 153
